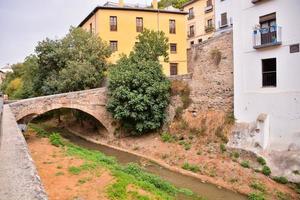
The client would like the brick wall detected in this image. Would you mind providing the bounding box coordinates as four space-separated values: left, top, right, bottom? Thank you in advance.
187 31 233 112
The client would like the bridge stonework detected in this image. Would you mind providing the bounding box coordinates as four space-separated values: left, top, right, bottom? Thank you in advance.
9 88 115 136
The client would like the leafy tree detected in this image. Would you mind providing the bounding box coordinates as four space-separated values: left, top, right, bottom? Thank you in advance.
34 27 111 95
158 0 189 9
107 29 171 135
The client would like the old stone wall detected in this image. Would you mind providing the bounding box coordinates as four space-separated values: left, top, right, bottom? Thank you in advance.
187 31 233 112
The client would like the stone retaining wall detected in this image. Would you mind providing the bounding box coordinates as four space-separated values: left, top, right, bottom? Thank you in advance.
187 31 234 112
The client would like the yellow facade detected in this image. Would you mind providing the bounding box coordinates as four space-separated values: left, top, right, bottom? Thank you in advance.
80 5 188 76
183 0 215 48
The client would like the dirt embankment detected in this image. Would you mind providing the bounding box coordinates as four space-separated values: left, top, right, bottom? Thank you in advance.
63 110 298 200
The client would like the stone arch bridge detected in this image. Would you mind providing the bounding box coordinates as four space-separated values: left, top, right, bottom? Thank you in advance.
8 87 115 136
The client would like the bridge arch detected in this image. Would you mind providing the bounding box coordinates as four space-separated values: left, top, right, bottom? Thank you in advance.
9 88 115 137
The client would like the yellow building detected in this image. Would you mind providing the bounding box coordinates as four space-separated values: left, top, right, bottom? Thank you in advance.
182 0 215 48
79 0 188 76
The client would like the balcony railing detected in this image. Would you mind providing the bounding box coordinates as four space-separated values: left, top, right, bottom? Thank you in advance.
205 5 213 13
205 25 215 33
253 25 282 49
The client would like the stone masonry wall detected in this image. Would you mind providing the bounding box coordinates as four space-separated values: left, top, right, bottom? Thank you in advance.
187 31 233 112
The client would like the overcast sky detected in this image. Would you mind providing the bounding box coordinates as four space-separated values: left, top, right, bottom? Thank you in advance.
0 0 152 67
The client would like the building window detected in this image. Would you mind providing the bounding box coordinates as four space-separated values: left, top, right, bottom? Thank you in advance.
190 41 194 46
262 58 276 87
259 13 276 45
207 0 212 6
110 41 118 52
169 19 176 34
207 19 213 27
89 23 93 33
170 63 178 75
198 39 202 43
170 43 177 54
136 17 143 32
188 8 194 20
221 12 228 27
110 16 117 31
189 25 195 37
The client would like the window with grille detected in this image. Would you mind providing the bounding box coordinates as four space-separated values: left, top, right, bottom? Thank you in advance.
207 19 213 27
221 12 228 26
189 25 195 37
110 41 118 52
110 16 117 31
170 43 177 54
188 8 194 19
169 19 176 34
262 58 276 87
170 63 178 75
136 17 143 32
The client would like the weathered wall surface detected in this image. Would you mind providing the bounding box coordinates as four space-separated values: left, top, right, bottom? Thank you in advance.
9 88 115 137
187 31 233 112
0 105 48 200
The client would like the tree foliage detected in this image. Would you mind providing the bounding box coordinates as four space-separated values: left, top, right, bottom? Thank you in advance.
1 27 111 99
107 29 171 135
158 0 189 9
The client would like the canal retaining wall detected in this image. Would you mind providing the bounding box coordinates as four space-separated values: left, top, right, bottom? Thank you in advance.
0 104 48 200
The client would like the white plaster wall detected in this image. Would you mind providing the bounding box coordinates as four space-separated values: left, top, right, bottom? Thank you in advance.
214 0 233 31
233 0 300 150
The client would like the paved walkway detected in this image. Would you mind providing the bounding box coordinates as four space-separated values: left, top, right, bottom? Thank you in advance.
0 105 47 200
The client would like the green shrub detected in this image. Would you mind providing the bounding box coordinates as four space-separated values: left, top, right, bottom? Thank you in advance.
182 162 200 173
250 181 266 192
29 124 49 138
233 152 240 159
276 191 291 200
241 160 250 168
49 133 64 147
272 176 288 184
248 192 265 200
161 132 175 143
257 157 266 166
220 144 226 153
262 166 271 176
68 166 81 175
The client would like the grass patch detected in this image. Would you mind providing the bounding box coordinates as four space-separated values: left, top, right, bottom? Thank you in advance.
182 162 200 173
179 141 192 151
49 132 64 147
28 123 50 137
161 132 175 143
241 160 250 168
220 144 226 153
257 157 266 166
272 176 288 184
262 166 271 176
55 171 64 176
276 191 290 200
30 124 206 200
250 181 266 192
248 192 265 200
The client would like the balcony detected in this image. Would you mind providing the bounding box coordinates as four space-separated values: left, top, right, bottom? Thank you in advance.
205 5 213 13
253 26 282 49
252 0 264 4
205 25 215 33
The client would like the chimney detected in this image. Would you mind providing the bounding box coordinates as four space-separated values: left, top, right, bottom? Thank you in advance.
152 0 158 9
118 0 124 7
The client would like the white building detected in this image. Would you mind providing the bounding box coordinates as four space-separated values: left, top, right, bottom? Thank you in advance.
214 0 233 33
233 0 300 151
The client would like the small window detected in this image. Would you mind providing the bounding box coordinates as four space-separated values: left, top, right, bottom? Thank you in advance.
110 16 117 31
262 58 276 87
207 0 212 6
221 12 228 26
170 63 178 76
198 39 202 43
110 41 118 52
189 25 195 37
170 43 177 54
188 8 194 19
190 41 194 46
207 19 213 27
169 19 176 34
136 17 143 32
89 23 93 33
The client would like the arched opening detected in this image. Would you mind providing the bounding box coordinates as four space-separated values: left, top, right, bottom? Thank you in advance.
18 108 109 139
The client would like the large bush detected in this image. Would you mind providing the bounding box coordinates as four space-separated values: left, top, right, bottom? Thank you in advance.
107 29 170 135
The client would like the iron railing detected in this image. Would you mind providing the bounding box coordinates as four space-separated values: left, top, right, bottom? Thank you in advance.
253 25 282 49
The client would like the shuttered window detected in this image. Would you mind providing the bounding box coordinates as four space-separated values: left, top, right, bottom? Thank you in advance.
221 12 228 26
170 63 178 75
110 16 117 31
136 17 143 32
169 19 176 34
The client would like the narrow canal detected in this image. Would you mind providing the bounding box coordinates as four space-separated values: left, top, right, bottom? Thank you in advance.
44 126 247 200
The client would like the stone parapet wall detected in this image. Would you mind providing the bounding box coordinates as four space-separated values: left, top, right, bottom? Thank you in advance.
187 31 233 112
0 105 48 200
